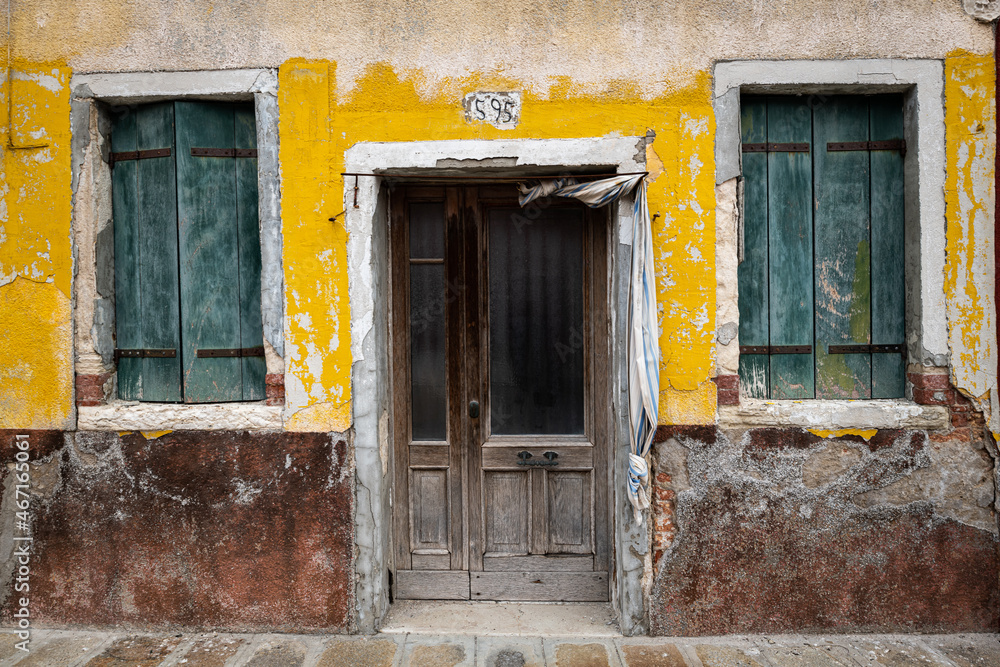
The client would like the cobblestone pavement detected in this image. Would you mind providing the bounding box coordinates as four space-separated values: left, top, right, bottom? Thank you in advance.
0 630 996 666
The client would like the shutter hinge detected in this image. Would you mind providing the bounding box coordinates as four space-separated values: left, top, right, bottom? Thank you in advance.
196 346 265 358
741 142 810 153
190 148 258 158
739 345 812 355
827 139 906 157
109 148 171 167
115 348 176 359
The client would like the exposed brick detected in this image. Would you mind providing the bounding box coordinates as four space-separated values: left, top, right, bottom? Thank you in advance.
912 387 949 405
714 375 739 391
908 372 950 391
951 412 972 428
75 372 113 407
717 389 740 406
265 373 285 406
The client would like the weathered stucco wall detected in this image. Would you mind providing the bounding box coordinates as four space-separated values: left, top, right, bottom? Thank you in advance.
0 430 354 632
1 1 995 430
10 0 993 96
649 419 999 634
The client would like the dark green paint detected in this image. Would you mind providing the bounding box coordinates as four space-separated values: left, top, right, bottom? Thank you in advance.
111 104 182 402
111 108 143 400
869 96 906 398
738 94 905 400
175 102 243 402
737 97 770 398
766 97 814 398
235 106 266 400
135 103 182 402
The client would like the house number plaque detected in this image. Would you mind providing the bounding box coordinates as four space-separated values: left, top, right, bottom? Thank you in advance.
463 91 521 129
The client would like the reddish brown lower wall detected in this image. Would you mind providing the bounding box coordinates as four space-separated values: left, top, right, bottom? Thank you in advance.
0 430 353 633
649 424 999 635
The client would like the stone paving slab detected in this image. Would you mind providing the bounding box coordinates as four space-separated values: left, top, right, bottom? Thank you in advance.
0 630 998 666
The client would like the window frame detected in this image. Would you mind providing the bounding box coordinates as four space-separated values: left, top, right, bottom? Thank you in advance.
70 69 285 431
713 59 950 430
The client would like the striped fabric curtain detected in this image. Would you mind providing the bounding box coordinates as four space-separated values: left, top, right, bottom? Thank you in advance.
518 174 661 523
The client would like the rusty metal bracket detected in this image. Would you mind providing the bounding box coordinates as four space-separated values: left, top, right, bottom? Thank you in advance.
109 147 171 167
191 147 258 158
196 346 266 358
114 348 176 359
827 139 906 157
741 142 810 153
739 345 812 355
829 343 905 356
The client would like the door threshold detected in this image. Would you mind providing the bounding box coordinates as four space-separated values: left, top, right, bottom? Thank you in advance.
379 600 621 637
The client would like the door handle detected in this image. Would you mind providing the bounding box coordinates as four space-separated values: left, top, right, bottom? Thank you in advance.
468 400 480 419
516 450 559 467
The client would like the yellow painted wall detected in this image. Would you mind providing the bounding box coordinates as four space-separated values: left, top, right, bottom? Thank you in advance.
944 51 998 434
0 59 74 429
278 61 719 430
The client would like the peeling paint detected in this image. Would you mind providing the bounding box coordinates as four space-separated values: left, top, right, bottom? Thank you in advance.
809 428 878 441
279 60 717 427
944 51 999 433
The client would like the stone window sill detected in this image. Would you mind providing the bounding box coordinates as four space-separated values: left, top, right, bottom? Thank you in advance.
718 399 950 431
78 401 283 431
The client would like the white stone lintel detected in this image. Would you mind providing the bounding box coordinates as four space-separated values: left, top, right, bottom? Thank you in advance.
719 400 950 431
78 402 283 431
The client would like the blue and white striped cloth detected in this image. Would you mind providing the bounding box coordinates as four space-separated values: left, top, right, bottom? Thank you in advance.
518 173 661 524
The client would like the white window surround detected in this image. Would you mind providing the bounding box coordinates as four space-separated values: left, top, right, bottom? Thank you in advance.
713 59 950 431
343 136 649 635
69 69 285 432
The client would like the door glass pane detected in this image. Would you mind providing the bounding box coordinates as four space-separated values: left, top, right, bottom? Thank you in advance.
409 201 446 441
410 202 445 259
489 207 585 435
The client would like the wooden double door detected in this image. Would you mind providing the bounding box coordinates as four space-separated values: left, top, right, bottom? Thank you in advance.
391 184 611 601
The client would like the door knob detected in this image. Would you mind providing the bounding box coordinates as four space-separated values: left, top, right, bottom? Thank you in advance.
468 400 480 419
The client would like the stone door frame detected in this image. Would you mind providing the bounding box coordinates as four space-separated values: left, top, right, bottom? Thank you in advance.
345 136 650 634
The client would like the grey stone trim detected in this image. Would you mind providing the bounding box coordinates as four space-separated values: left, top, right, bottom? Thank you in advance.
69 69 285 415
712 59 949 378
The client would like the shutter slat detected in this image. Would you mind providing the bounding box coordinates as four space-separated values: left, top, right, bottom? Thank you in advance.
814 97 872 399
111 110 143 400
767 97 814 398
235 105 266 400
135 102 183 402
176 101 243 402
737 97 770 398
869 95 906 398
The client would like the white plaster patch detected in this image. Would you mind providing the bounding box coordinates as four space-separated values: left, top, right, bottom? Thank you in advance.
13 69 62 93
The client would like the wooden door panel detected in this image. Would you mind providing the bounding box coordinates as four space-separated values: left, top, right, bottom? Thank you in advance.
396 571 470 600
483 555 594 571
410 468 450 558
547 471 593 554
471 571 609 602
483 471 530 556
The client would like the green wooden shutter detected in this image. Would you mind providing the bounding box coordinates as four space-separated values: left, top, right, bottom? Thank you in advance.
737 97 770 398
111 103 183 402
766 98 815 399
814 97 873 399
738 94 905 400
175 101 264 403
869 96 906 398
235 106 266 400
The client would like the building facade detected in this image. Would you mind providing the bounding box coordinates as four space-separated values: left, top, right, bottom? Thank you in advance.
0 0 997 636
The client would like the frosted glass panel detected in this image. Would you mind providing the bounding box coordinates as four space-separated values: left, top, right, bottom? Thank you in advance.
489 207 584 435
